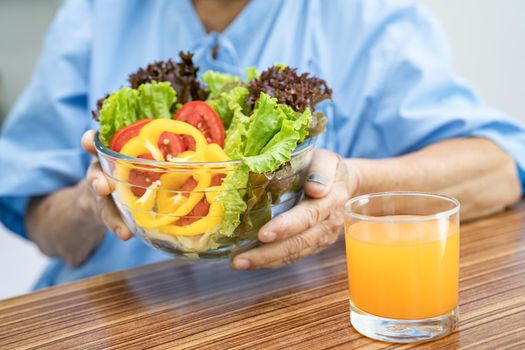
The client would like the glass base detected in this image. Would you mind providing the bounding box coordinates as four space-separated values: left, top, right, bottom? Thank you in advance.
350 302 458 343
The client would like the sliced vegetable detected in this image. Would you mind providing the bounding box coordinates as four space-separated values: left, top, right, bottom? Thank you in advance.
128 153 162 197
174 101 225 147
109 119 152 152
120 119 208 161
175 198 210 226
134 172 211 228
159 201 224 236
157 131 185 159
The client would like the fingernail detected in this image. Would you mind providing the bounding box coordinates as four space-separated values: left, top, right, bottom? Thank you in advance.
91 179 99 192
262 231 276 242
306 173 327 186
233 258 251 270
114 226 123 238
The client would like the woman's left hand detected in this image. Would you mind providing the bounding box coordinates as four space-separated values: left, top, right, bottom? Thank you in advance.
231 149 356 270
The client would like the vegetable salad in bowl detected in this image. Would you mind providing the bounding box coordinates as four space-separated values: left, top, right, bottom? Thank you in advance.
93 53 332 259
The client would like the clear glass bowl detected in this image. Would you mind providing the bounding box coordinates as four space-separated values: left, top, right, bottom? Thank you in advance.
95 133 316 260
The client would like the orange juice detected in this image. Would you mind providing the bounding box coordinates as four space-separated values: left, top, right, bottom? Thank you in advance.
345 217 459 320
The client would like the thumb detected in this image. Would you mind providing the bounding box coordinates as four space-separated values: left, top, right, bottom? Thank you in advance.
304 149 340 198
81 130 97 156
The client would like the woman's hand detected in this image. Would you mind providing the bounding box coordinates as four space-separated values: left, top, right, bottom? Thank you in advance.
231 149 357 270
81 130 133 241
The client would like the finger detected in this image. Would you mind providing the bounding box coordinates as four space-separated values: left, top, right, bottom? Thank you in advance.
232 217 341 270
81 130 97 155
96 195 133 240
259 160 349 243
86 161 113 196
304 149 340 199
258 195 333 243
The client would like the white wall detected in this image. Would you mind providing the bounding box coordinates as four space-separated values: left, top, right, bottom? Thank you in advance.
0 0 524 299
419 0 525 121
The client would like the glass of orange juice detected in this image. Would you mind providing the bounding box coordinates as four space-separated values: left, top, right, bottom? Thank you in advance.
344 192 460 343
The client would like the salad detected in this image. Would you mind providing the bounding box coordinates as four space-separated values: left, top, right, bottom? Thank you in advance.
93 52 332 255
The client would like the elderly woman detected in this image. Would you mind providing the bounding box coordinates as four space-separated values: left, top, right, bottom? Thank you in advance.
1 0 524 288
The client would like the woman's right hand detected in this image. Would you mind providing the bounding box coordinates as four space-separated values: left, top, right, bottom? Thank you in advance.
81 130 133 241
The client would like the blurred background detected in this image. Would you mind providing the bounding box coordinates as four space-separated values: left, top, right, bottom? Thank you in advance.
1 0 524 299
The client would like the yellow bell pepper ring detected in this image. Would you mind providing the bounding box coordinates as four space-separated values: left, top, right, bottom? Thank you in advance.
159 202 225 236
133 172 212 228
132 209 179 228
119 119 208 161
153 186 225 236
140 119 208 158
205 143 230 162
119 136 163 160
160 172 211 216
156 173 191 214
116 179 161 213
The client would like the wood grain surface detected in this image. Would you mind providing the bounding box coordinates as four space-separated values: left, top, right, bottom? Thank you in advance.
1 203 525 349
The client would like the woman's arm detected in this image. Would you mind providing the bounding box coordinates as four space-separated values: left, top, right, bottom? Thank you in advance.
231 137 522 270
25 131 132 266
26 181 106 266
350 138 521 220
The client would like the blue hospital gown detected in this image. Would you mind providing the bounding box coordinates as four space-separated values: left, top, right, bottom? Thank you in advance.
1 0 524 288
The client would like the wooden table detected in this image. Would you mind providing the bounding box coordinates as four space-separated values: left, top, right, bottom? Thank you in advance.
1 204 525 350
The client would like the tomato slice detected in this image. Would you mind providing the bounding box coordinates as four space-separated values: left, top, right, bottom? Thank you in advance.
178 177 197 197
211 174 225 186
109 119 152 152
129 154 162 197
158 132 185 159
181 135 196 152
172 176 220 226
174 101 225 147
175 198 210 226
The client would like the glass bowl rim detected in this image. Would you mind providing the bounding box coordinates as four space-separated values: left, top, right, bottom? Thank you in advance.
344 191 460 223
95 131 316 167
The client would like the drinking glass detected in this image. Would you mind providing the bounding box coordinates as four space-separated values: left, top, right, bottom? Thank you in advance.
344 192 460 343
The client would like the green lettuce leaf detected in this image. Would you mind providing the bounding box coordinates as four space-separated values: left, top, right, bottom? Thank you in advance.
213 164 250 238
239 93 312 173
245 66 260 82
98 82 177 145
244 93 286 156
260 107 311 154
201 71 241 97
137 81 176 119
243 119 298 173
208 86 249 129
276 104 310 143
224 102 250 160
99 87 140 145
245 110 310 173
